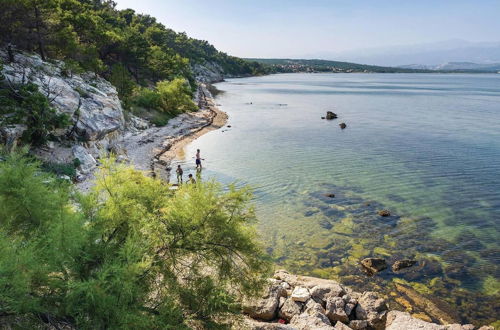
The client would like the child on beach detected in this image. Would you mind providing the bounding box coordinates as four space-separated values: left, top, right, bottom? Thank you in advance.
188 174 196 184
196 149 202 170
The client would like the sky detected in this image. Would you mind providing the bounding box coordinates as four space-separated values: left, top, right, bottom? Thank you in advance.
114 0 500 59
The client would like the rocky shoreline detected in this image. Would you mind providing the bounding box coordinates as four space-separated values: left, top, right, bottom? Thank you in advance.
240 270 494 330
75 83 226 191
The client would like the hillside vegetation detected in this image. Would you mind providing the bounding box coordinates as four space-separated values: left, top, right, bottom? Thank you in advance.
0 0 268 125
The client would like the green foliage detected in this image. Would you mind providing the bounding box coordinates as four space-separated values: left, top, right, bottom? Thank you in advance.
155 78 198 114
0 82 70 145
0 153 270 329
40 159 79 179
129 78 197 124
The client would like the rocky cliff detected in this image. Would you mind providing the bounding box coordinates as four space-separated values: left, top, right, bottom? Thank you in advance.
0 50 132 179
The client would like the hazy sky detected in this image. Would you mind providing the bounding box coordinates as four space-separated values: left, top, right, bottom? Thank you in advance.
114 0 500 58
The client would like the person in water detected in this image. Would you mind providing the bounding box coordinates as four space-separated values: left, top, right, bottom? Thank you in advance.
188 173 196 184
176 165 183 184
195 149 202 170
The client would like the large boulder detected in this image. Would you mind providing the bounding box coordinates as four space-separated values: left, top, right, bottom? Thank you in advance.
385 311 474 330
243 282 287 321
355 292 388 330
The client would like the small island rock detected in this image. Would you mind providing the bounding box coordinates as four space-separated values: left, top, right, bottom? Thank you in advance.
326 111 338 120
361 258 387 274
339 123 347 129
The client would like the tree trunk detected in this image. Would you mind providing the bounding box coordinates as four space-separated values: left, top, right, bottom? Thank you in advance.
34 5 46 61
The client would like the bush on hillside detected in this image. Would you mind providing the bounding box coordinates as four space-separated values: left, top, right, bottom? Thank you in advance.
0 152 270 329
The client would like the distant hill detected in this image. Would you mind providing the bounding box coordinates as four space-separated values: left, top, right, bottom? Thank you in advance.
245 58 431 73
304 40 500 67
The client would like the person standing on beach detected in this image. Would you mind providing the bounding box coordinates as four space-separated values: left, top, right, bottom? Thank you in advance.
176 165 183 184
196 149 202 170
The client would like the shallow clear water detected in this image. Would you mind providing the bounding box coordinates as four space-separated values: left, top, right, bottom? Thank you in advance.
172 73 500 324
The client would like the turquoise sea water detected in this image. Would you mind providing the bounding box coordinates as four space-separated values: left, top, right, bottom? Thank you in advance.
172 73 500 325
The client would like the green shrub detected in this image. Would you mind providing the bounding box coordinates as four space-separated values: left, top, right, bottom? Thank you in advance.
0 153 270 329
132 86 161 109
156 78 197 115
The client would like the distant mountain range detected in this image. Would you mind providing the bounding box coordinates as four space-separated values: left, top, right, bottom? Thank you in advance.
302 40 500 68
399 62 500 72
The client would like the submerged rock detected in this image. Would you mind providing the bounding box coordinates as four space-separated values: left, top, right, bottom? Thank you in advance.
392 259 417 272
361 258 387 274
378 210 391 217
339 123 347 129
394 283 459 325
325 193 336 198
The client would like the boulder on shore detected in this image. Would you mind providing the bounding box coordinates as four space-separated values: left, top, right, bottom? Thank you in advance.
361 258 387 274
243 282 286 321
